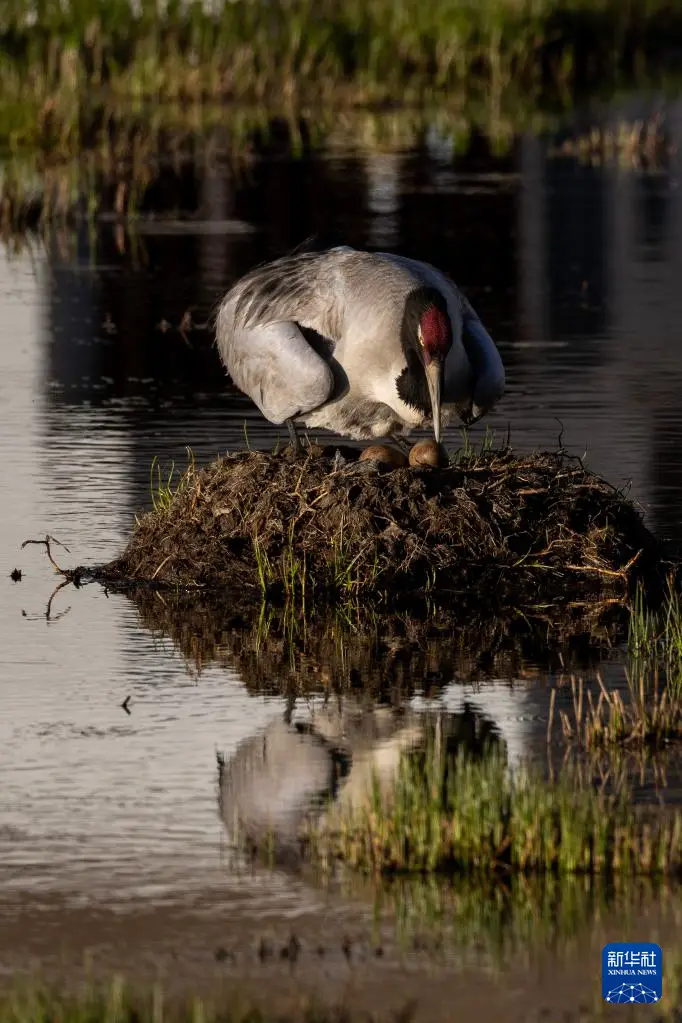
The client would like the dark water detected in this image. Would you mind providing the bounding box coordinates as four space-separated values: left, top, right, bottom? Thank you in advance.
2 93 682 1013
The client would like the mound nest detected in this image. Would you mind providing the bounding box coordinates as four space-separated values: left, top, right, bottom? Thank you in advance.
104 443 662 605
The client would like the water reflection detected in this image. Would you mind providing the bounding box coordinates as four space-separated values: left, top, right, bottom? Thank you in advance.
126 590 647 796
221 699 521 868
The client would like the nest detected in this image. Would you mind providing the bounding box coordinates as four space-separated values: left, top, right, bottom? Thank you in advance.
103 443 662 606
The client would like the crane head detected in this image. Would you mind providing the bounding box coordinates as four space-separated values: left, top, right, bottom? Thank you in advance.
399 287 453 443
417 304 451 443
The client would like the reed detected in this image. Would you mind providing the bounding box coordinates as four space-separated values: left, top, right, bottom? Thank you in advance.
556 671 682 749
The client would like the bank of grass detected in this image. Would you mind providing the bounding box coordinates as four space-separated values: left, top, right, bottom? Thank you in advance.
305 741 682 876
0 0 681 115
0 0 681 226
4 967 682 1023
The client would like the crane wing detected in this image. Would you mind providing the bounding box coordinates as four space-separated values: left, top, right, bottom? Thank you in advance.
223 321 335 425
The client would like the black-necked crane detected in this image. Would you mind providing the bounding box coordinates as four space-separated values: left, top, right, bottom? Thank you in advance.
214 246 505 451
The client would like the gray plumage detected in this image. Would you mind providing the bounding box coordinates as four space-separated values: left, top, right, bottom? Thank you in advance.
215 245 505 442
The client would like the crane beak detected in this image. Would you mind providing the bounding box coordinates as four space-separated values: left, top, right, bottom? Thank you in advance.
424 359 443 443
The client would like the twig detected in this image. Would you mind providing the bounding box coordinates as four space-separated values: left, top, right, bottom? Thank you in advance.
21 534 71 575
564 564 628 578
151 554 173 579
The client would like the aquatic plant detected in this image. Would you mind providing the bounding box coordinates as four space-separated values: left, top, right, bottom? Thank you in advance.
554 671 682 749
539 580 682 751
306 740 682 876
628 581 682 695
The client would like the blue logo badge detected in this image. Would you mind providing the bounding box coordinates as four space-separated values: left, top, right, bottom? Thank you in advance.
602 943 663 1004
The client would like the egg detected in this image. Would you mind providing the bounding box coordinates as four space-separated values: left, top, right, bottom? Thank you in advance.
409 440 446 468
358 445 408 468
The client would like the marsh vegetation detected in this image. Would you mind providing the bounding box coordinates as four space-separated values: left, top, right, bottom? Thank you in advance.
0 979 382 1023
1 0 680 111
0 0 680 228
5 965 682 1023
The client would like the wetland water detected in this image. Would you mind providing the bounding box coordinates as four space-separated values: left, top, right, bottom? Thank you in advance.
2 93 682 1017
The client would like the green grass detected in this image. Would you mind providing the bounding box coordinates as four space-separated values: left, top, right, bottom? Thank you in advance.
562 582 682 748
629 580 682 695
545 582 682 750
148 449 195 515
305 740 682 876
0 979 365 1023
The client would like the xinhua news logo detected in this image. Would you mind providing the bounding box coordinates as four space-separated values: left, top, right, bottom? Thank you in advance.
602 943 663 1004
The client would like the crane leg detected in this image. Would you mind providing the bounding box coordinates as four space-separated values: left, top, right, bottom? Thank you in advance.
286 418 303 453
393 436 412 457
